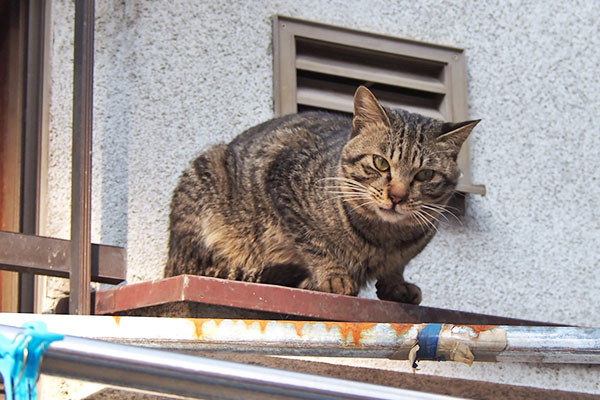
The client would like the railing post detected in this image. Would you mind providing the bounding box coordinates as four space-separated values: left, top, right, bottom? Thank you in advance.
20 0 49 313
71 0 95 315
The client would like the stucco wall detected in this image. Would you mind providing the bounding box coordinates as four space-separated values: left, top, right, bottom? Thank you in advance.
45 0 600 394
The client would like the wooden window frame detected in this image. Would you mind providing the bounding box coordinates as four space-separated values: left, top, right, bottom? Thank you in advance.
0 0 43 312
272 15 485 195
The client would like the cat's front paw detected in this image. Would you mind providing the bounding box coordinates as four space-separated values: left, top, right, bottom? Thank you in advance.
318 275 358 296
376 281 422 304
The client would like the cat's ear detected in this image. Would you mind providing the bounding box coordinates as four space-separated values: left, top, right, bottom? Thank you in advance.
437 119 480 153
351 86 390 138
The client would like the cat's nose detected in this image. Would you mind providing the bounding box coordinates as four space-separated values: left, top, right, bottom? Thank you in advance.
388 183 408 204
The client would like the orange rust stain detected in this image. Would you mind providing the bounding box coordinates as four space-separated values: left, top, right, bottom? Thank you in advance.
292 321 305 337
391 323 412 337
241 320 251 330
191 319 205 339
240 319 269 333
258 320 269 333
320 322 377 346
323 321 337 332
189 318 226 338
113 316 121 326
213 318 224 328
469 325 495 336
347 323 376 346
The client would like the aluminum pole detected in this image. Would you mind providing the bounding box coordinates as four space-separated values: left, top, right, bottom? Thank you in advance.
1 315 599 365
0 324 456 400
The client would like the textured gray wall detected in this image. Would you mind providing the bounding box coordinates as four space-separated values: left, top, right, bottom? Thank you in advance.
45 0 599 393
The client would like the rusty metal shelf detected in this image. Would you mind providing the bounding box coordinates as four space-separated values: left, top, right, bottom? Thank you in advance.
93 275 554 325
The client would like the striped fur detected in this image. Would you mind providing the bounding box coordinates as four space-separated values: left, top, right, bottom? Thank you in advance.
165 86 478 304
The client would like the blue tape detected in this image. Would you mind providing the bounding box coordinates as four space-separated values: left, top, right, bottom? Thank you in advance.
0 321 63 400
415 323 444 367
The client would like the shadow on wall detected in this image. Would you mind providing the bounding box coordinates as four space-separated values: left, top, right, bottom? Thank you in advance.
99 109 129 250
95 4 133 251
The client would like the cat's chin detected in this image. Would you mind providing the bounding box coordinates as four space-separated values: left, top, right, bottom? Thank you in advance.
375 207 411 224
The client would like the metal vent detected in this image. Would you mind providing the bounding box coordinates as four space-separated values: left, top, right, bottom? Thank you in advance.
295 38 446 119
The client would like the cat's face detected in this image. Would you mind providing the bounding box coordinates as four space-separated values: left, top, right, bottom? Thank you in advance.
336 86 478 227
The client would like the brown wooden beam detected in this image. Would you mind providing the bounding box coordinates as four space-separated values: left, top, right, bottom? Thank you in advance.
0 230 125 284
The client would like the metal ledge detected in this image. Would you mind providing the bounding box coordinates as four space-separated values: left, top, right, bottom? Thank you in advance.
94 275 555 325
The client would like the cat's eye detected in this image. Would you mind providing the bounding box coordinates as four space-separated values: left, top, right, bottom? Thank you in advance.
372 155 390 172
414 169 434 182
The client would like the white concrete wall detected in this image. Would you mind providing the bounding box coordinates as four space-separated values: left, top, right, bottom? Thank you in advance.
44 0 600 394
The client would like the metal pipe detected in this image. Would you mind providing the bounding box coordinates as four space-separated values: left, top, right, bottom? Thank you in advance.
1 314 599 365
0 324 455 400
71 0 95 314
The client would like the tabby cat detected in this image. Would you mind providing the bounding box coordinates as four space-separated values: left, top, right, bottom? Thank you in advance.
165 86 479 304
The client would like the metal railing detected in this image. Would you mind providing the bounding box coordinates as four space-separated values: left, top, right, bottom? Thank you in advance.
1 315 600 398
0 323 457 400
0 0 126 314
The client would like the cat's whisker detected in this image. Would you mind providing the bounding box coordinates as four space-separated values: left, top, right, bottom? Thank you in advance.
424 202 460 213
418 206 441 221
340 184 373 194
323 186 371 195
412 210 435 234
414 209 439 234
322 185 353 190
319 176 366 184
342 196 372 201
325 194 372 203
420 204 450 223
439 203 461 212
319 177 370 191
324 189 372 198
323 183 371 193
325 194 367 200
342 198 373 206
408 210 428 234
422 203 462 225
324 189 370 195
349 199 377 213
325 185 378 198
324 185 374 203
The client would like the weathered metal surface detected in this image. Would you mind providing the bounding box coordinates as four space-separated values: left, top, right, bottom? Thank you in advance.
0 230 126 283
95 274 558 325
499 326 600 364
70 0 96 314
0 323 458 400
20 0 49 313
1 314 598 365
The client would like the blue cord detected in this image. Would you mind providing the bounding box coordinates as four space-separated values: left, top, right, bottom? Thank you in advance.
0 332 21 400
0 321 64 400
